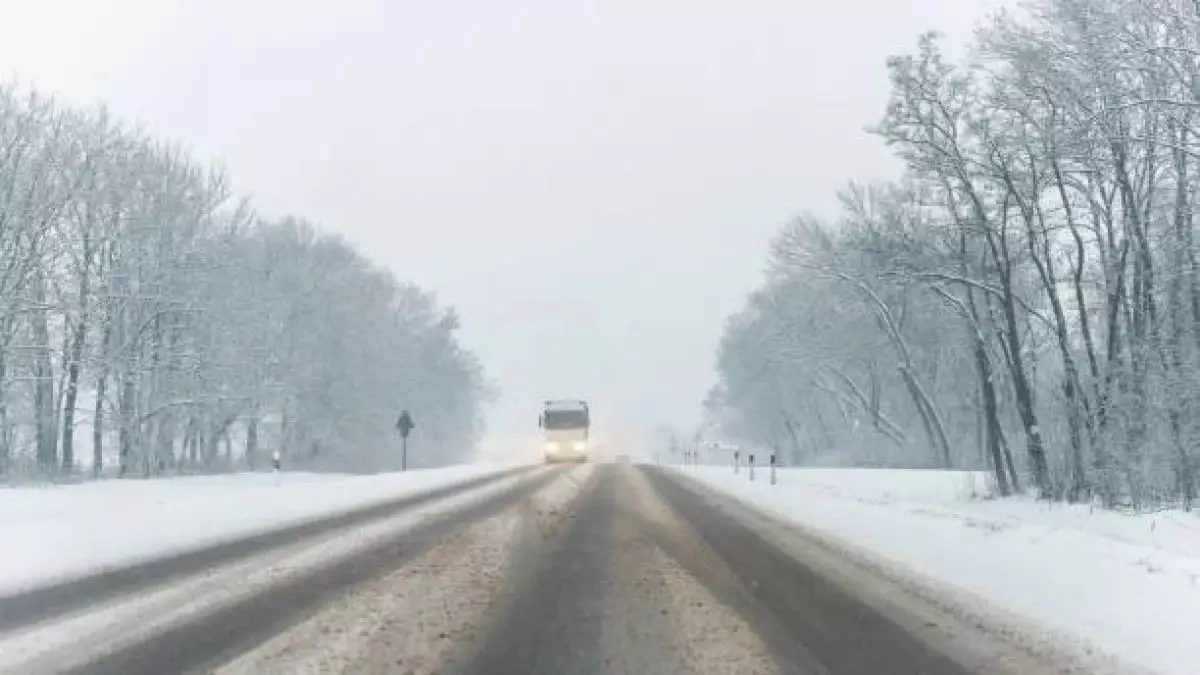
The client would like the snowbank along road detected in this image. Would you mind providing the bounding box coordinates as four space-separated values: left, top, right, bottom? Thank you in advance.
0 463 1140 674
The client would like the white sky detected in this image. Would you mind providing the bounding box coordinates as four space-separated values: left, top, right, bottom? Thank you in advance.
0 0 1008 452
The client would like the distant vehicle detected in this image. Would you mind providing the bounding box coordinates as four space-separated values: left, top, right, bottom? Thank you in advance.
539 399 590 463
615 453 630 463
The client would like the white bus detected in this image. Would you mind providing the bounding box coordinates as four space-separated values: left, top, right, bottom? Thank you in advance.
539 399 590 463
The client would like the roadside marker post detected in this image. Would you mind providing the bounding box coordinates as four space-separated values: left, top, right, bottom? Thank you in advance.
734 450 740 474
770 454 776 485
749 454 755 482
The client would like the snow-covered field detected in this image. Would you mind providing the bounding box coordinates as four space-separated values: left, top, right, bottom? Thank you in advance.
0 464 519 597
674 464 1200 675
0 467 559 673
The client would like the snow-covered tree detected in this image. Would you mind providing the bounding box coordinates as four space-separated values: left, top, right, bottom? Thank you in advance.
712 0 1200 507
0 84 489 480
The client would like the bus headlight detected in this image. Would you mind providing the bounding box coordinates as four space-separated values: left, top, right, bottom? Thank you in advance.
545 442 559 452
572 441 587 451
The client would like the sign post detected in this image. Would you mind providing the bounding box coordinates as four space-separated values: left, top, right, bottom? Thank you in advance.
396 410 415 471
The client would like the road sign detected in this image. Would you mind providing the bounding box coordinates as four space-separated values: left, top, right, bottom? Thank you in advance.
396 410 415 438
396 410 415 471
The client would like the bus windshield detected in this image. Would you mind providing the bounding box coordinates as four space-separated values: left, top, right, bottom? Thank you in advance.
543 409 588 430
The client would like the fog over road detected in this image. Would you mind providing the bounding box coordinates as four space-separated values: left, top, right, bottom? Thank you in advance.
2 463 1105 675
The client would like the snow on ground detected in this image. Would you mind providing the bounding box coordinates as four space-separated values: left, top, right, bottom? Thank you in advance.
0 468 551 674
0 463 519 597
673 464 1200 675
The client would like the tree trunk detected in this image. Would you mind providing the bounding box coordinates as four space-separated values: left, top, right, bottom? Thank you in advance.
823 368 908 446
956 182 1047 493
992 229 1051 497
246 417 258 470
1055 159 1103 406
900 365 952 468
1169 122 1195 509
0 348 8 477
93 371 106 478
1113 138 1156 496
961 278 1010 496
32 274 58 474
281 404 292 460
781 416 802 464
204 423 219 469
976 339 1009 496
118 372 135 477
92 312 113 479
828 270 952 467
156 411 174 473
185 417 199 468
943 230 1010 491
999 421 1020 493
1022 188 1090 500
60 315 88 473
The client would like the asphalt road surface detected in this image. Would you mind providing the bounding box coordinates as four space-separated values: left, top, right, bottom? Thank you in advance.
447 465 970 675
2 463 1112 675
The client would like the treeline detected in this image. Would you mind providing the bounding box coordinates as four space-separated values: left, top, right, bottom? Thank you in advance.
0 85 488 479
710 0 1200 507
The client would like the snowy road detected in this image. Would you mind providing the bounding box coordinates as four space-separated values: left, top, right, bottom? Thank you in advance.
1 463 1130 675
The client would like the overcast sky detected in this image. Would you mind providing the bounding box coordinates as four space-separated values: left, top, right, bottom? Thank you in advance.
0 0 1007 453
